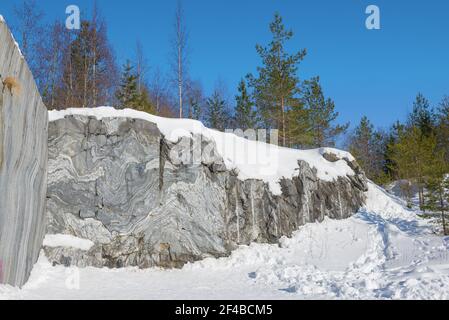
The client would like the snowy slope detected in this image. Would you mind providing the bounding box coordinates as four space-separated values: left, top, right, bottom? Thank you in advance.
1 182 449 300
49 107 355 195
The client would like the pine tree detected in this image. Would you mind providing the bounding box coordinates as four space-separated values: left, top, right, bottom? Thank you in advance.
302 77 349 147
186 80 204 120
408 93 434 137
234 79 258 131
435 96 449 162
389 126 438 210
135 86 156 115
206 91 229 131
285 100 312 148
248 13 306 146
115 61 140 109
191 99 202 121
348 116 386 182
384 121 405 180
424 152 449 235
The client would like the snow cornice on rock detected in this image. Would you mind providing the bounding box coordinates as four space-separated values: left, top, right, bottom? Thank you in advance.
49 107 357 195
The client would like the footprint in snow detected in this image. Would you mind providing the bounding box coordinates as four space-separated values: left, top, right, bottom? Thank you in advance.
279 286 297 294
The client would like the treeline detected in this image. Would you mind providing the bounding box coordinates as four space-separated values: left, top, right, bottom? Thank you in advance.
14 2 118 109
347 94 449 232
13 1 349 149
101 12 350 150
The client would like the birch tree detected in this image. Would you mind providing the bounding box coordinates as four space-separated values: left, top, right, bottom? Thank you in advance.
135 40 149 95
171 1 189 118
13 0 44 67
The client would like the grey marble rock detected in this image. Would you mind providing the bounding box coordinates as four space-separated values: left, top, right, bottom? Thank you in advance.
45 114 367 269
0 19 48 287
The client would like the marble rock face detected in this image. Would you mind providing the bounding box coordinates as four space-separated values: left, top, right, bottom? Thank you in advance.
0 19 48 287
45 114 368 269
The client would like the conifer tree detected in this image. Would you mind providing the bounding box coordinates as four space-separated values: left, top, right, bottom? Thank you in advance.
384 121 405 180
135 86 156 115
115 61 155 113
191 100 202 121
424 151 449 235
389 126 437 210
248 13 306 146
408 93 435 137
186 80 204 120
115 61 140 109
302 77 349 147
285 101 313 148
206 91 229 131
234 79 258 131
435 96 449 162
348 116 386 182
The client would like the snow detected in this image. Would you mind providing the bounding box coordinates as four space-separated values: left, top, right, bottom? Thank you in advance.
0 14 23 58
319 147 355 162
43 234 94 251
11 34 23 58
1 182 449 300
48 107 355 195
364 182 417 221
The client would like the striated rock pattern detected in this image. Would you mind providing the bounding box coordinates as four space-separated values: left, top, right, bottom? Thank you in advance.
0 18 48 287
45 114 367 269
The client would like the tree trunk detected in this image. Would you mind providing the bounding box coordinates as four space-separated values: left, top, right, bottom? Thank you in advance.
83 56 88 108
92 5 98 107
440 194 447 236
178 45 183 118
417 177 424 211
92 42 97 107
68 50 74 108
281 96 286 147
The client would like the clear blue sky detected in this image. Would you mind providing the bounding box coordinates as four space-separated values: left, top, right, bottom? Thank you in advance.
1 0 448 130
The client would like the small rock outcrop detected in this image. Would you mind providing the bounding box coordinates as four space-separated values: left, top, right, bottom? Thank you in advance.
45 113 367 269
0 18 48 287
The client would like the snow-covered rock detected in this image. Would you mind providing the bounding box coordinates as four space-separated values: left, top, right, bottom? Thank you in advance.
44 108 368 269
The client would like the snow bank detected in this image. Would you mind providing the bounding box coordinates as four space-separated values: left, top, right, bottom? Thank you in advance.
49 107 356 195
319 147 355 162
5 208 448 299
43 234 94 251
363 182 417 221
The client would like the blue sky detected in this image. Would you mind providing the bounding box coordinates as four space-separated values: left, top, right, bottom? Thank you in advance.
1 0 448 130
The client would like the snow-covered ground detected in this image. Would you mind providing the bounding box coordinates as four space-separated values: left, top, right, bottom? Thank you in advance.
1 182 448 300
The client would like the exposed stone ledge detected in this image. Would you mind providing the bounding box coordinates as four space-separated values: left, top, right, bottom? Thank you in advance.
45 115 367 269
